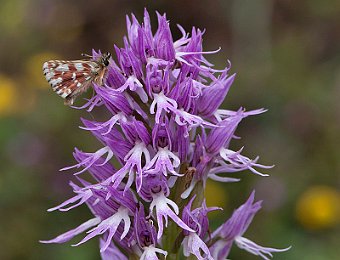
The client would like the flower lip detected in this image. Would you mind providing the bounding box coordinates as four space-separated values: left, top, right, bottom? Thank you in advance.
135 203 157 248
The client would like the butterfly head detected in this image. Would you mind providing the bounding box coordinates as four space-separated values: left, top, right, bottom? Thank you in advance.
100 52 111 67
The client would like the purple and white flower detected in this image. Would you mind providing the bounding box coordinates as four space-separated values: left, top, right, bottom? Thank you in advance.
209 191 291 260
42 9 290 259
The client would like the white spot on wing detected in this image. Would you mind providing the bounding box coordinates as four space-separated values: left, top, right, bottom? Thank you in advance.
50 77 63 87
75 63 84 71
56 64 69 71
45 71 55 81
72 72 76 80
60 92 69 98
43 62 49 69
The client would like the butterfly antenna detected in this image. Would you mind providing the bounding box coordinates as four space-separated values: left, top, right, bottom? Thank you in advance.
81 53 93 58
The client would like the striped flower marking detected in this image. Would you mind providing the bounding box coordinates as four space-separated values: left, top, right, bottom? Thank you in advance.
43 52 111 105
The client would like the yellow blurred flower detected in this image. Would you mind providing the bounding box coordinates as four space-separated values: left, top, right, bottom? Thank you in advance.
0 74 17 116
25 52 61 89
205 180 228 210
296 186 340 230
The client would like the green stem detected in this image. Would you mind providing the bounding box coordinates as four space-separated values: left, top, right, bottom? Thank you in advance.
128 254 140 260
191 180 205 209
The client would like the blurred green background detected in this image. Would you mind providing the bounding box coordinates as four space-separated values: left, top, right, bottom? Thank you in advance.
0 0 339 259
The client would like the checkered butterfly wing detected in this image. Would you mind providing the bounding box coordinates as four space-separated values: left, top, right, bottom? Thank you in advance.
42 53 111 106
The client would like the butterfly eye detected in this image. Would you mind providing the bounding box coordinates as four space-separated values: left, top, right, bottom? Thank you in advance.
103 59 110 66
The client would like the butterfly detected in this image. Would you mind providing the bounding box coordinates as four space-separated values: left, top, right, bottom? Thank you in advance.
43 52 111 106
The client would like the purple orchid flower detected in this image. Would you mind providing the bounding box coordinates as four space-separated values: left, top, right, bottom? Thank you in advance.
42 9 290 260
209 191 291 259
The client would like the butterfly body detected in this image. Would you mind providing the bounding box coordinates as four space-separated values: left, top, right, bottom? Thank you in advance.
43 52 111 105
